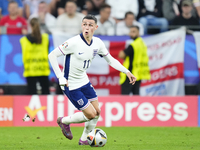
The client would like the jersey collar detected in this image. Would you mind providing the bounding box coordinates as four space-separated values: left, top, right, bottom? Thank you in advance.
80 33 93 46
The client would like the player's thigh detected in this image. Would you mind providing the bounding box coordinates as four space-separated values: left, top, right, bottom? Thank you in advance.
81 82 100 114
82 103 97 119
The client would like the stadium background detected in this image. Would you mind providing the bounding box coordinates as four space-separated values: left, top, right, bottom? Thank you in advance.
1 32 200 127
0 33 199 95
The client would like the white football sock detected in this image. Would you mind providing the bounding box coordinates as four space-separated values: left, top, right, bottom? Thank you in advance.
80 115 99 141
62 112 89 125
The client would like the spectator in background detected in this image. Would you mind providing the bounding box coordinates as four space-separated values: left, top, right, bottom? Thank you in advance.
116 11 144 36
0 0 23 19
24 0 51 19
172 0 200 32
29 1 56 34
162 0 199 24
106 0 138 23
55 0 84 35
94 3 115 35
20 18 50 95
118 25 151 95
162 0 182 23
55 0 87 16
48 0 60 18
193 0 200 22
0 1 27 34
85 0 94 15
137 0 168 34
85 0 105 15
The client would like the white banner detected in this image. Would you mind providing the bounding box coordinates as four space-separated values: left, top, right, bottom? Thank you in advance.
140 28 186 96
193 32 200 74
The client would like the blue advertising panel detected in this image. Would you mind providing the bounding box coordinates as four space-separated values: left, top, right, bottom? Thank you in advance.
0 35 55 84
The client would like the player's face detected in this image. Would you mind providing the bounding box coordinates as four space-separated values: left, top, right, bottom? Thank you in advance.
81 19 98 38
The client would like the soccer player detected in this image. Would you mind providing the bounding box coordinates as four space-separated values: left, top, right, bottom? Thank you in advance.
48 14 136 145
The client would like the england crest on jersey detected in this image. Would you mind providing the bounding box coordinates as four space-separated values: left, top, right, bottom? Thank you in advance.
93 49 98 58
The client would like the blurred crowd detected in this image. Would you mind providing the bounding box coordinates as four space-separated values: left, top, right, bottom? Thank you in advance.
0 0 200 35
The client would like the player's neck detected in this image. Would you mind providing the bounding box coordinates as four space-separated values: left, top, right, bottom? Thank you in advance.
83 35 92 45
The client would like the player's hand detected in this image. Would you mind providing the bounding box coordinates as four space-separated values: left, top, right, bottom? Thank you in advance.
58 76 68 90
126 72 137 85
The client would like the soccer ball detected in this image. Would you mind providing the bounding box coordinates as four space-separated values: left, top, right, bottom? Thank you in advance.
87 128 107 147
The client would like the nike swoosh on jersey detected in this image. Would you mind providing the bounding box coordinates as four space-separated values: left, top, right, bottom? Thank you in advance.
79 52 84 55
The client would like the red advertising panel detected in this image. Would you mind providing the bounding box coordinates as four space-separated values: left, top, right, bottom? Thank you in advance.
14 95 70 126
0 96 13 126
97 96 198 127
13 95 198 127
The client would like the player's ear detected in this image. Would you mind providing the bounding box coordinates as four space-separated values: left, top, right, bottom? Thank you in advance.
95 25 98 30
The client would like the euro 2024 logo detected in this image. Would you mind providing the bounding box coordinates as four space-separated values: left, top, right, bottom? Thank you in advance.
62 41 68 49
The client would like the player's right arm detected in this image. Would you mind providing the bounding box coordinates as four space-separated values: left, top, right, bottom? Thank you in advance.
48 39 74 88
48 47 68 87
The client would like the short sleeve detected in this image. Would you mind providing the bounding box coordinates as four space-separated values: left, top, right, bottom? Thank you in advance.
58 38 74 55
97 38 109 57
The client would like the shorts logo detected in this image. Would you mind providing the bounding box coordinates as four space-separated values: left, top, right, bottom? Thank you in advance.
77 99 84 106
62 41 68 49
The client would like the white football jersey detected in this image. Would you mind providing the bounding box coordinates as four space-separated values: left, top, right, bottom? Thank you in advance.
58 34 109 90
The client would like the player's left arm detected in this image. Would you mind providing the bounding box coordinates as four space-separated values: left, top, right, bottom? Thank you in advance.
98 38 136 85
103 54 136 85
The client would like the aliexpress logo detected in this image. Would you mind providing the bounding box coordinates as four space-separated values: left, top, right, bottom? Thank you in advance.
25 106 47 118
22 95 66 122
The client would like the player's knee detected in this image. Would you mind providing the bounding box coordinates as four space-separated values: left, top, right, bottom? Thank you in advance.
87 113 96 120
88 111 100 120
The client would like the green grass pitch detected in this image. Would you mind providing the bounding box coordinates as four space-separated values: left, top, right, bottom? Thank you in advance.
0 126 200 150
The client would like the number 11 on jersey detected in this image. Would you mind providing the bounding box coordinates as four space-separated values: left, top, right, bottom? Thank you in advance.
83 60 90 68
